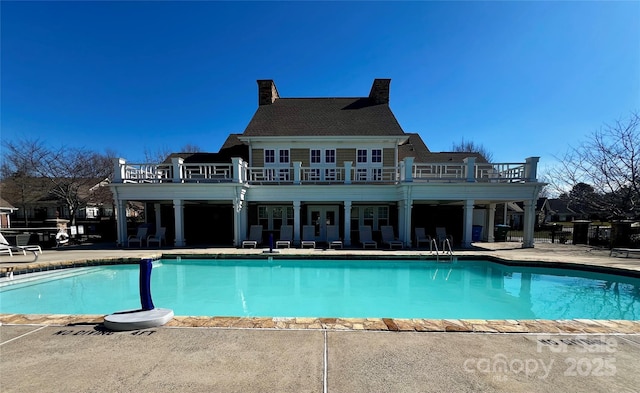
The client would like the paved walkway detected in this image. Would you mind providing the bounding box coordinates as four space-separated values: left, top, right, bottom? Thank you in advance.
1 242 640 392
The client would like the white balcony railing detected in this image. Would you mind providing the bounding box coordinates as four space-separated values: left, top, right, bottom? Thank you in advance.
115 157 538 185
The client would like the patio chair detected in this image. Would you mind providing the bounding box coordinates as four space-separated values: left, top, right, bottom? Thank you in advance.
414 227 431 249
242 225 263 248
0 233 15 257
276 225 293 248
15 233 42 255
147 227 166 248
326 225 343 249
381 226 403 249
128 226 148 248
301 225 316 248
359 225 377 249
435 227 454 250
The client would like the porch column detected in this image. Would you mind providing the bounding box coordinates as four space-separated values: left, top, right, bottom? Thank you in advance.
154 203 162 234
116 199 128 247
233 188 246 247
343 200 352 246
173 199 185 247
522 199 536 248
462 199 474 248
293 200 301 245
397 200 412 247
487 203 496 242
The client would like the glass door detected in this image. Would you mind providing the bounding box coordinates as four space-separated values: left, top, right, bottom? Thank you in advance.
307 206 339 241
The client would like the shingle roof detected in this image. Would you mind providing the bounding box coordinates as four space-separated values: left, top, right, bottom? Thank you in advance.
242 98 405 137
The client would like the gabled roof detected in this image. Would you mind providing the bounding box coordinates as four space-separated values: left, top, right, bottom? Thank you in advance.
418 152 489 164
163 134 249 164
0 197 17 212
242 80 405 137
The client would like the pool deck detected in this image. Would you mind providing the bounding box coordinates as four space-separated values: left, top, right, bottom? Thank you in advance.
1 242 640 392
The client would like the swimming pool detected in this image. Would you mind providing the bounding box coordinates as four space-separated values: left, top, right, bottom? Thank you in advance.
1 259 639 320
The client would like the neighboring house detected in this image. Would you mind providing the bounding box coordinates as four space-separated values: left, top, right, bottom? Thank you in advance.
538 198 581 223
110 79 544 248
0 198 18 228
0 177 117 227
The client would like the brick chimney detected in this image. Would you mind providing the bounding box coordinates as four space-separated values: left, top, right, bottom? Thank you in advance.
257 79 279 106
368 78 391 104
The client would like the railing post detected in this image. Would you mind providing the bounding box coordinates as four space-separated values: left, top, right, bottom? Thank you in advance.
231 157 244 183
344 161 352 184
525 157 540 182
293 161 302 185
463 157 476 182
172 157 184 183
114 158 126 182
403 157 414 182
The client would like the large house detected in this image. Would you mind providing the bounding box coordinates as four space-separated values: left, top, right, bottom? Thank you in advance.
110 79 543 248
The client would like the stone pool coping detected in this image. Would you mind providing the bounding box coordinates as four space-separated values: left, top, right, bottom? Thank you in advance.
1 313 639 334
1 244 639 334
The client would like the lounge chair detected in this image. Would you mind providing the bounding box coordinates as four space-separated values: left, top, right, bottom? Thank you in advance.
326 225 343 249
15 234 42 255
435 227 454 250
276 225 293 248
147 227 166 248
414 227 431 248
381 226 403 249
301 225 316 248
242 225 263 248
0 233 14 256
128 226 148 247
359 225 377 249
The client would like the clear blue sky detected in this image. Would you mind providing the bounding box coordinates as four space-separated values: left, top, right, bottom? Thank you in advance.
2 1 638 171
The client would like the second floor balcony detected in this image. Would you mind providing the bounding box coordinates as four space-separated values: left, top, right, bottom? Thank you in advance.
114 156 540 185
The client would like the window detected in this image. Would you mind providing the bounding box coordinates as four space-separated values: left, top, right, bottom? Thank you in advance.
265 149 275 164
325 149 336 164
357 149 367 163
279 149 289 164
351 205 390 230
257 205 294 230
311 149 321 164
371 149 382 163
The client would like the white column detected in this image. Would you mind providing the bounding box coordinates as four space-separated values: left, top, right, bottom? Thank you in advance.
522 199 536 248
398 200 406 246
462 199 474 248
403 157 414 182
344 162 352 184
293 162 302 185
114 158 126 182
116 199 128 247
343 200 352 246
154 203 162 234
233 188 246 247
172 157 184 183
293 200 301 245
463 157 476 182
487 203 496 242
173 199 185 247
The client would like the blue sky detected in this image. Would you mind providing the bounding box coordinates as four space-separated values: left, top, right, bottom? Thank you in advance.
2 1 638 171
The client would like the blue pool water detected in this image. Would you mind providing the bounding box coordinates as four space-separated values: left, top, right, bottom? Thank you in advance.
1 259 639 320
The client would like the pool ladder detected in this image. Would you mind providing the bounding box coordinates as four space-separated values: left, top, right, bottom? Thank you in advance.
430 238 454 263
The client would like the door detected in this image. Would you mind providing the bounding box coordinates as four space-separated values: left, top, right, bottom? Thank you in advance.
307 206 340 242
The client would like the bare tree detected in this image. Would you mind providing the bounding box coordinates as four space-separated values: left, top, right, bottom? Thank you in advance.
451 138 494 162
547 112 640 219
143 143 202 163
1 138 114 225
